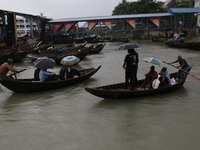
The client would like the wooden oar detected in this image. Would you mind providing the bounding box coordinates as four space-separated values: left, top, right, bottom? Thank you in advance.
9 69 26 79
163 61 200 80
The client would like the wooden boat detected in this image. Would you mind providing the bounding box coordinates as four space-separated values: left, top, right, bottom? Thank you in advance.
0 65 101 93
89 42 106 54
0 47 29 65
85 66 192 99
187 42 200 50
26 47 91 65
164 40 189 48
61 41 87 50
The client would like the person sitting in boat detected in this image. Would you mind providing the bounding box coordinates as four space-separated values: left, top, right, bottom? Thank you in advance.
56 49 64 58
169 55 189 81
34 68 41 81
0 59 25 77
59 65 81 80
39 69 56 82
173 33 180 41
15 39 22 52
158 67 172 88
141 65 158 88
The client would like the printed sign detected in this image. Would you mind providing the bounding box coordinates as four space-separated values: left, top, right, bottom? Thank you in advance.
88 21 98 30
102 20 112 29
125 18 136 28
149 17 160 27
53 23 63 32
65 22 75 31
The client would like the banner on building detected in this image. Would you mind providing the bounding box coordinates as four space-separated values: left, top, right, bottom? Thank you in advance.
65 22 75 31
53 23 63 32
149 17 160 27
102 20 112 29
125 19 136 28
88 21 98 30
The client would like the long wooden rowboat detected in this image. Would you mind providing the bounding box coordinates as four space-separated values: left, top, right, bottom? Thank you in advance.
89 42 106 54
0 65 101 93
85 66 192 99
26 47 91 65
164 40 189 48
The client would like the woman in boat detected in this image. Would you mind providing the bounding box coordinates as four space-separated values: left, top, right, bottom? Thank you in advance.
0 59 25 76
123 49 139 90
169 55 189 81
142 65 158 88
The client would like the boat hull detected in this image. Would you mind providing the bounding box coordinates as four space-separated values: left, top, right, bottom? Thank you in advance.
0 66 101 92
85 70 191 99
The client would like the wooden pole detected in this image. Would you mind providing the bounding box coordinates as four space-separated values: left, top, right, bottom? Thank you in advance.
163 61 200 80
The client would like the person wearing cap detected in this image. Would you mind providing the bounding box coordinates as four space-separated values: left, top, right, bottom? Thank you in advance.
123 48 139 90
0 59 25 76
169 55 189 80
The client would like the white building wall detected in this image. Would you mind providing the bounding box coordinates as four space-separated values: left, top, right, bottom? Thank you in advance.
195 0 200 8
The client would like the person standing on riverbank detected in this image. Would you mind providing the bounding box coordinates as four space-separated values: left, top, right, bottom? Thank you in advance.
123 49 139 90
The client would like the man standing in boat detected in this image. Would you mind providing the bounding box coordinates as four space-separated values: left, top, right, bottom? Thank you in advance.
123 49 139 90
0 59 25 76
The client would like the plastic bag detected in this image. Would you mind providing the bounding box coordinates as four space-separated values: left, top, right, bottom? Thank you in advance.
170 77 176 85
152 75 161 89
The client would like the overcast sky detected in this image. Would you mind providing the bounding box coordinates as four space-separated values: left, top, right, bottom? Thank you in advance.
1 0 130 19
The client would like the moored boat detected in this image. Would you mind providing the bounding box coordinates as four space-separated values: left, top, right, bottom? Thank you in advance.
0 65 101 92
26 47 91 65
164 40 189 48
187 42 200 50
85 66 192 99
89 42 106 54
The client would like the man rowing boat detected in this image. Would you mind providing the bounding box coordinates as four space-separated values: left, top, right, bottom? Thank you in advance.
0 59 25 76
169 55 189 81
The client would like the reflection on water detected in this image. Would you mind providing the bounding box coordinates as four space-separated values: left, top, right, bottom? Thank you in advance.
0 41 200 150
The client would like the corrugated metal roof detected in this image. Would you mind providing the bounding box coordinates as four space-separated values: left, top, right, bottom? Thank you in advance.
0 9 51 20
168 8 200 14
48 13 172 23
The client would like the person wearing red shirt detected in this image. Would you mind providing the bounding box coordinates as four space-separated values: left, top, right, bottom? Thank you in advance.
142 65 158 88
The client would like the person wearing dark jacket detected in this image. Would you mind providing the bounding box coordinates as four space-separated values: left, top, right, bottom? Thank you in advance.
123 49 139 90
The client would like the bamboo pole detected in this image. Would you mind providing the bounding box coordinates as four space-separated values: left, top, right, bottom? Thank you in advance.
162 61 200 80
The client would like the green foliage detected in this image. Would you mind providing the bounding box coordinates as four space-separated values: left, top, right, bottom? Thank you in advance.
112 0 167 15
166 0 192 9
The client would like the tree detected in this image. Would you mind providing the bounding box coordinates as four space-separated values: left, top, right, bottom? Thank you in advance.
166 0 193 9
112 0 166 15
